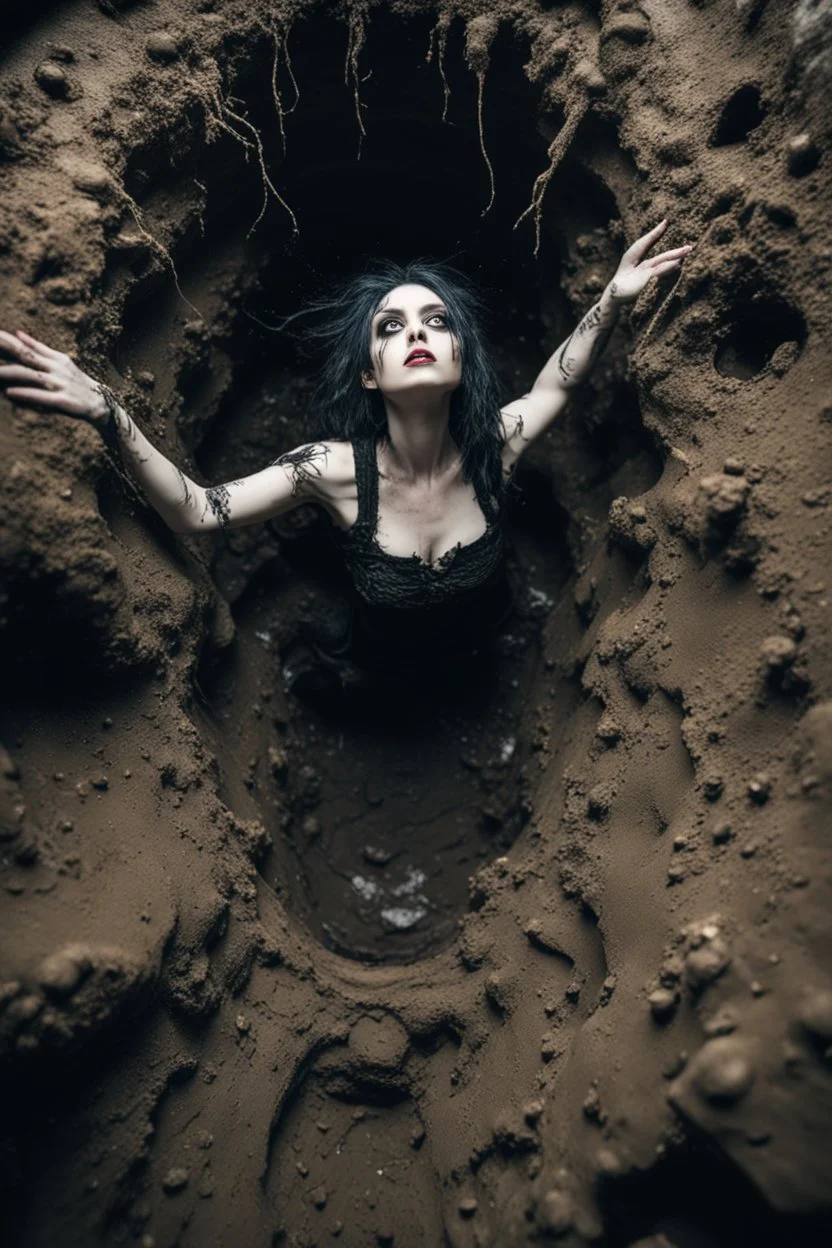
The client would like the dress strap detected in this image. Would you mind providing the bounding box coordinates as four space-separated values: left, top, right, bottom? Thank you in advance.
351 435 380 538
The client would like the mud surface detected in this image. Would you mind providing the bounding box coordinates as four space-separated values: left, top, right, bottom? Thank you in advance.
1 1 831 1245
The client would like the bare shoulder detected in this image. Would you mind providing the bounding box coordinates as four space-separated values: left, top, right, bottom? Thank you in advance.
268 440 358 518
318 439 356 486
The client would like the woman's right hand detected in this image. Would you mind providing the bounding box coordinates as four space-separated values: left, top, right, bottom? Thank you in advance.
0 328 111 427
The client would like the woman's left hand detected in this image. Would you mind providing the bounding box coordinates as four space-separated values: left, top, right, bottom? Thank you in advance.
608 219 693 304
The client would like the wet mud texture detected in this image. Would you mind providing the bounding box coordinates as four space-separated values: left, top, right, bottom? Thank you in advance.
1 1 831 1245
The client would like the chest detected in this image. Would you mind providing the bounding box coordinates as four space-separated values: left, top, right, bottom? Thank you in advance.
374 470 489 564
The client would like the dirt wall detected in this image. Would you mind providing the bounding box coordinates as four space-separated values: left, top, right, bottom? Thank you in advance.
1 2 830 1245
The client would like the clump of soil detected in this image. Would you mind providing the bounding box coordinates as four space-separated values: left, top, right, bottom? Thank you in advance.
1 2 831 1245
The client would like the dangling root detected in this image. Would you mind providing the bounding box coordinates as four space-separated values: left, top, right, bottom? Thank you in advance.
426 16 451 123
514 101 587 256
474 69 495 216
221 93 299 237
465 16 499 217
344 4 369 159
264 14 300 155
192 177 207 237
194 58 298 239
115 185 205 321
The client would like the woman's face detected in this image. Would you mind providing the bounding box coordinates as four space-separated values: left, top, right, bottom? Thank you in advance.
361 283 462 402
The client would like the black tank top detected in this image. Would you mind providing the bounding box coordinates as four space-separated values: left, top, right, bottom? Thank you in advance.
328 434 512 657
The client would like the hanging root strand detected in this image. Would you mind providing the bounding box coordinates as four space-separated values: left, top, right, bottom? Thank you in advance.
475 69 495 216
345 5 368 158
189 58 298 238
514 102 587 256
426 18 451 123
464 17 499 216
265 15 300 155
221 93 298 237
117 186 205 321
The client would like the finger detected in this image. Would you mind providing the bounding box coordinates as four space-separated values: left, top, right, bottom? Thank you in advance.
0 330 42 366
626 218 668 264
0 365 59 386
15 329 64 359
650 259 683 277
649 246 693 266
4 386 65 407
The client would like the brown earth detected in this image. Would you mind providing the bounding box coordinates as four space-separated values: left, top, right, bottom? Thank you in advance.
1 1 831 1245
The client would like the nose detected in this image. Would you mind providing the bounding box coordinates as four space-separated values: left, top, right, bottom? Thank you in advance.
407 322 427 343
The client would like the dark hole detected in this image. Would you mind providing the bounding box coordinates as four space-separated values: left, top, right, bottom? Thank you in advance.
714 296 806 380
597 1135 828 1247
711 84 766 146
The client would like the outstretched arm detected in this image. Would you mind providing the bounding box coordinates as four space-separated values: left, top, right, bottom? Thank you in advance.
0 328 332 533
500 219 693 471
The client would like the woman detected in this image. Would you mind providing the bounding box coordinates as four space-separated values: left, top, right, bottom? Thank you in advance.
0 220 691 696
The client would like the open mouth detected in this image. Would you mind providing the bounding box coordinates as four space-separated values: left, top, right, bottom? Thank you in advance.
404 350 436 366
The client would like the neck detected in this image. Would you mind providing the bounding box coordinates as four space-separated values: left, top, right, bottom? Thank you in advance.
379 393 456 482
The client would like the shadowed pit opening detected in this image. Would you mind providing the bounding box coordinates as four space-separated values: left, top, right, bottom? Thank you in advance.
187 10 657 963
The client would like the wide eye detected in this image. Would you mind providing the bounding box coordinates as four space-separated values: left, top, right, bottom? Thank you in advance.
427 313 447 327
379 318 402 335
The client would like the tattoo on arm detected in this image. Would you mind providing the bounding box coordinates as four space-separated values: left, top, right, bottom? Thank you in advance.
205 483 232 528
556 330 578 383
556 300 616 384
95 382 150 463
94 381 120 424
509 411 530 443
270 442 330 497
176 468 196 509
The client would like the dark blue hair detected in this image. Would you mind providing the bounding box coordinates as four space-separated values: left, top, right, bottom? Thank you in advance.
282 259 506 508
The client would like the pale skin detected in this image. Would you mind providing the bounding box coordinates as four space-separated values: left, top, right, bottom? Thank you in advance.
0 220 691 566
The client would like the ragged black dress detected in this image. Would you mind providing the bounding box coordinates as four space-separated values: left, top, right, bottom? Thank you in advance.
323 432 514 673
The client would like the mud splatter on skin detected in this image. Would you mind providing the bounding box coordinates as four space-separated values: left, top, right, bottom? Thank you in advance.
0 1 830 1245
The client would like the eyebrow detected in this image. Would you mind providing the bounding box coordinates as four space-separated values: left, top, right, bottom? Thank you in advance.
373 303 447 320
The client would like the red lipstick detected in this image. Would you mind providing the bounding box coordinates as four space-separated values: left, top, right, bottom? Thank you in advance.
404 348 436 366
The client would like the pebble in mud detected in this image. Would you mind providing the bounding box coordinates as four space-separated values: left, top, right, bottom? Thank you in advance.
786 132 821 177
760 635 798 678
146 32 180 62
523 1099 544 1125
747 772 772 804
363 844 393 866
37 946 91 999
795 989 832 1042
648 988 679 1021
458 1195 478 1218
596 715 622 745
536 1188 575 1236
712 819 733 845
541 1032 559 1062
685 936 731 990
702 775 724 801
301 815 321 840
696 473 750 538
689 1037 756 1105
161 1167 189 1194
68 160 111 197
34 62 70 97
